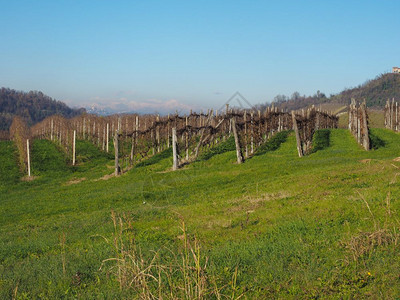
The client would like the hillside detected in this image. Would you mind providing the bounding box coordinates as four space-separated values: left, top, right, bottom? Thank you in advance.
331 73 400 107
266 73 400 111
0 88 85 130
1 129 400 298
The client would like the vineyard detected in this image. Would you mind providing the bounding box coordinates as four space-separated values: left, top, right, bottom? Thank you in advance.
2 101 400 298
7 105 340 178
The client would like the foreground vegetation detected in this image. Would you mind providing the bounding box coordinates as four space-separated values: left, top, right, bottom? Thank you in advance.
1 128 400 298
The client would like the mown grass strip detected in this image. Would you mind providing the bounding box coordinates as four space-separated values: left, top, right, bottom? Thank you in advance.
0 141 21 186
254 130 290 156
197 136 235 161
135 148 173 168
312 129 331 152
31 139 71 176
369 130 386 150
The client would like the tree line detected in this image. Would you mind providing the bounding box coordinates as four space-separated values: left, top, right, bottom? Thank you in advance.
0 88 86 130
259 73 400 111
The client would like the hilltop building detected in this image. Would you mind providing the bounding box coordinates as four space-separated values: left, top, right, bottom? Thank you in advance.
393 67 400 73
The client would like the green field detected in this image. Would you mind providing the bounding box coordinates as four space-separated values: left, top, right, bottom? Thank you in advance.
1 129 400 298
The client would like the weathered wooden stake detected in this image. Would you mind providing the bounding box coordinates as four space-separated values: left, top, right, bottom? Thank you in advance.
27 139 31 177
185 116 189 160
396 101 398 132
130 135 135 165
292 111 303 157
97 126 100 146
114 131 120 176
244 111 248 158
72 130 76 166
135 115 139 145
83 118 86 140
258 110 261 145
231 118 244 164
250 111 254 154
167 114 170 148
361 102 370 150
151 124 155 155
88 118 91 139
172 127 178 170
156 115 160 152
50 119 54 141
106 123 109 153
102 126 105 151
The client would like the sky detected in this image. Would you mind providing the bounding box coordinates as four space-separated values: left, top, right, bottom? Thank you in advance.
1 0 399 114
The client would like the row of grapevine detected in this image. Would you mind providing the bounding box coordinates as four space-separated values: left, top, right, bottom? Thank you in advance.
6 105 340 177
349 99 370 150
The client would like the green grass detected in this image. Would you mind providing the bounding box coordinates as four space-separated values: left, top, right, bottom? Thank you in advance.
31 139 71 177
369 129 386 150
1 129 400 298
135 147 172 168
254 130 290 156
197 136 235 161
0 141 21 189
312 129 330 152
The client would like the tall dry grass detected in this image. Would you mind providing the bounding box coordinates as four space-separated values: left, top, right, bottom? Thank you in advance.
99 210 243 299
344 186 400 262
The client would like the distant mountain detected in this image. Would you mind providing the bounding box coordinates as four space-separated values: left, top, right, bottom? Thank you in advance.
85 103 139 116
263 73 400 111
85 103 171 116
86 104 120 116
0 88 86 130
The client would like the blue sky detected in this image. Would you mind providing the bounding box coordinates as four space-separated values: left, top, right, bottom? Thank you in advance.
1 0 399 113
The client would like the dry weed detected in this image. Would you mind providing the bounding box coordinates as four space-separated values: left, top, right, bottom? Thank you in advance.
345 228 398 261
99 211 244 299
344 186 400 262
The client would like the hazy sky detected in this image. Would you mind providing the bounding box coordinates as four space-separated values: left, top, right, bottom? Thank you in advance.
1 0 399 113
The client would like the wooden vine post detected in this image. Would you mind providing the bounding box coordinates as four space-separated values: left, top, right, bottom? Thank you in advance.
185 116 189 160
83 118 86 140
385 98 399 132
167 114 170 148
135 115 139 145
151 122 155 155
244 111 248 158
292 111 303 157
231 117 244 164
26 139 31 177
72 130 76 166
258 110 261 145
250 111 254 154
396 102 398 132
114 131 120 176
172 127 179 170
102 126 105 151
156 115 160 152
130 134 135 165
361 101 370 150
50 119 54 141
106 123 109 153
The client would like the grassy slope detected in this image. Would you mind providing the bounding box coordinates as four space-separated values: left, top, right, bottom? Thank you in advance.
0 141 21 191
1 130 400 298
